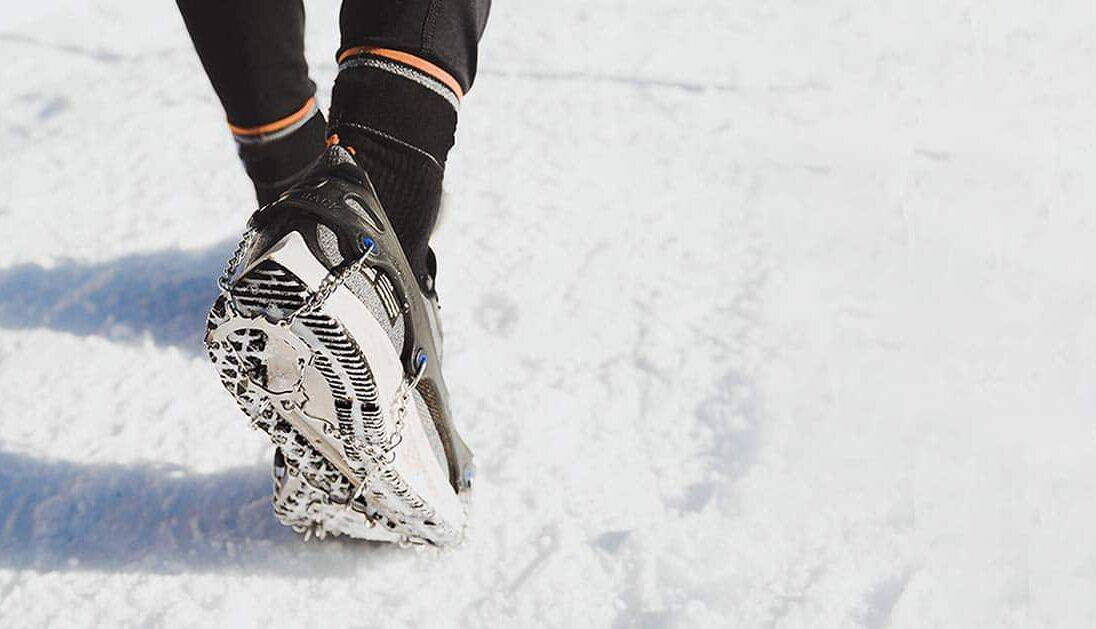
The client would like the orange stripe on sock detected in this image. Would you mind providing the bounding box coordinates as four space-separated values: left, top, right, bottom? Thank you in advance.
228 97 316 137
338 46 463 100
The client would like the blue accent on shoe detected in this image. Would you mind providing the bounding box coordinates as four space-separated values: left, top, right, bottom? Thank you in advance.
416 351 428 367
361 235 375 252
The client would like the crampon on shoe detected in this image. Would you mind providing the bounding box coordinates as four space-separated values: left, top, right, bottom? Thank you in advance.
205 146 473 546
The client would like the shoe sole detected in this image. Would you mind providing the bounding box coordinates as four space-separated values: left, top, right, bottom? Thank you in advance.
206 231 465 545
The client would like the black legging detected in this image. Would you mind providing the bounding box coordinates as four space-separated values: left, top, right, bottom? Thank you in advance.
176 0 491 129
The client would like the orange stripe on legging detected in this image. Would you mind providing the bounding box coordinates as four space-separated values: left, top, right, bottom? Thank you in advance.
338 46 463 100
228 97 316 136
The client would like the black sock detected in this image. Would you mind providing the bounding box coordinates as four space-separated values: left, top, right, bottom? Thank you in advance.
235 109 328 206
327 50 461 281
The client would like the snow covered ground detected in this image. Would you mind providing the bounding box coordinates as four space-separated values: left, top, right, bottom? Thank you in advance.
2 1 1095 626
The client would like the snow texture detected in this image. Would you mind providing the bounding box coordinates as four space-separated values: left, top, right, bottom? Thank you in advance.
1 1 1095 627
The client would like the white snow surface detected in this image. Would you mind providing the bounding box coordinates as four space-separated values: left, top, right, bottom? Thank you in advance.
1 1 1095 627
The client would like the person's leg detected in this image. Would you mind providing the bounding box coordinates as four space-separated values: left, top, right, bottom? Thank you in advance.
177 0 327 205
198 0 490 544
328 0 491 283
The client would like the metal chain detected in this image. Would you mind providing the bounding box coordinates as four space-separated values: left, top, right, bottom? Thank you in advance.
218 227 257 293
386 382 411 455
281 239 376 326
218 227 377 328
385 352 427 454
345 357 422 507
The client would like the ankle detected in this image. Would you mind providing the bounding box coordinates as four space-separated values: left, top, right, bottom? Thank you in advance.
328 128 442 281
326 48 463 278
234 107 327 205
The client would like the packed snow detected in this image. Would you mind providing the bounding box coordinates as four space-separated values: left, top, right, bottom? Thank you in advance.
1 1 1095 626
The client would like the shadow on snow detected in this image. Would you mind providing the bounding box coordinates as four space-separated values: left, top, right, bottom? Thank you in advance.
0 245 400 574
0 449 398 576
0 240 233 355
